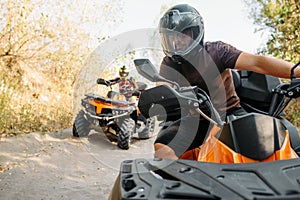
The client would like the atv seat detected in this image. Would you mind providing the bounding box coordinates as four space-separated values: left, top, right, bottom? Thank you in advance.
85 93 135 106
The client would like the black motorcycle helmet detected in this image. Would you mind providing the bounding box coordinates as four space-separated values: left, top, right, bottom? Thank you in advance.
119 65 129 79
159 4 204 63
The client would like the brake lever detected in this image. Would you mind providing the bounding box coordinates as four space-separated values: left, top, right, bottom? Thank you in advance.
286 78 300 98
284 61 300 98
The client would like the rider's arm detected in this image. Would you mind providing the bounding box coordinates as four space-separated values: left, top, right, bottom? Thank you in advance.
234 52 297 78
109 77 120 85
129 77 138 89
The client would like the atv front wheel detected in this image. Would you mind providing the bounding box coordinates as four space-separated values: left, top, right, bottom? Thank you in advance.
73 110 91 137
138 117 156 139
117 118 135 150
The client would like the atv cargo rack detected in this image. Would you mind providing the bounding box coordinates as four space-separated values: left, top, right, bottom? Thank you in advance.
110 158 300 200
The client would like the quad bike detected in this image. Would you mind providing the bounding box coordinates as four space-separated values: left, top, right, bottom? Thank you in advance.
109 59 300 199
72 77 156 150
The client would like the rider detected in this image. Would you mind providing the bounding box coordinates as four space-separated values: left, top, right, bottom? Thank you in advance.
98 66 138 103
154 4 297 160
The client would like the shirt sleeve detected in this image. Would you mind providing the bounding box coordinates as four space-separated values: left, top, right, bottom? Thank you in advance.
206 41 242 71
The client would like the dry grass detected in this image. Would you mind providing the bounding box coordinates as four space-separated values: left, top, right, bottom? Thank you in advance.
0 62 75 135
285 99 300 127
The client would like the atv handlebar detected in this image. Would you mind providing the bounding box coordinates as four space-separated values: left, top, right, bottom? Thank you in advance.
134 58 225 127
273 61 300 99
286 61 300 98
138 84 224 127
268 61 300 117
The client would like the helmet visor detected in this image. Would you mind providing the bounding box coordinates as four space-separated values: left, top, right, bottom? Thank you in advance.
162 29 193 54
120 72 129 78
160 28 197 57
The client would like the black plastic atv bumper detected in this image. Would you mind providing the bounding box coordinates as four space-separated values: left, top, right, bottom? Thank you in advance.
110 158 300 200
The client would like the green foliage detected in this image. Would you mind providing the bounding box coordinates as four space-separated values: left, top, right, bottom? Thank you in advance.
244 0 299 60
244 0 300 126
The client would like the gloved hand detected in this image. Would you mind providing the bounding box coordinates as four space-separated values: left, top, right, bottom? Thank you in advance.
97 78 108 85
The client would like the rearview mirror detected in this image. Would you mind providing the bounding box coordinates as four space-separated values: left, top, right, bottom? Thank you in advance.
133 59 160 82
133 58 180 89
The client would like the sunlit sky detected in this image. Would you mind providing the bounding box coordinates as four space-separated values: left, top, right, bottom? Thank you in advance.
112 0 267 54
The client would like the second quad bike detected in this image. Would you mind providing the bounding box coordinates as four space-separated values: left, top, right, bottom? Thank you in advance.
72 77 156 150
109 59 300 199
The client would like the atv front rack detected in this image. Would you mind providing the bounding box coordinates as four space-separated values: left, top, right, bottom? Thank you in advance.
110 158 300 200
82 93 136 121
85 93 135 107
83 108 134 121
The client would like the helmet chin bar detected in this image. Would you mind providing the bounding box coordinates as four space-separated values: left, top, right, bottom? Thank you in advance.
171 55 184 64
119 72 129 78
168 43 204 65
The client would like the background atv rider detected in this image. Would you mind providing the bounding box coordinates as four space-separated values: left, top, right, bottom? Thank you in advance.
97 65 138 103
154 4 298 160
97 65 148 127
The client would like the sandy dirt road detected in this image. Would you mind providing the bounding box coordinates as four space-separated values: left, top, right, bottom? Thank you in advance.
0 129 156 200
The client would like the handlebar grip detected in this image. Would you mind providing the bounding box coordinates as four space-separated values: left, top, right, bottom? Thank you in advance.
97 78 110 86
97 78 103 84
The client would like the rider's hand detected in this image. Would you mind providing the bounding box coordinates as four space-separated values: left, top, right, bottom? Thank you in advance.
105 80 111 85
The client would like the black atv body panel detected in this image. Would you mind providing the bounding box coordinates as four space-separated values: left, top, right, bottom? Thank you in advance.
232 70 281 113
217 113 286 161
138 85 197 121
110 158 300 200
138 85 181 120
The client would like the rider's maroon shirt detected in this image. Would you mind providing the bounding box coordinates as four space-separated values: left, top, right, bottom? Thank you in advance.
159 41 242 117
